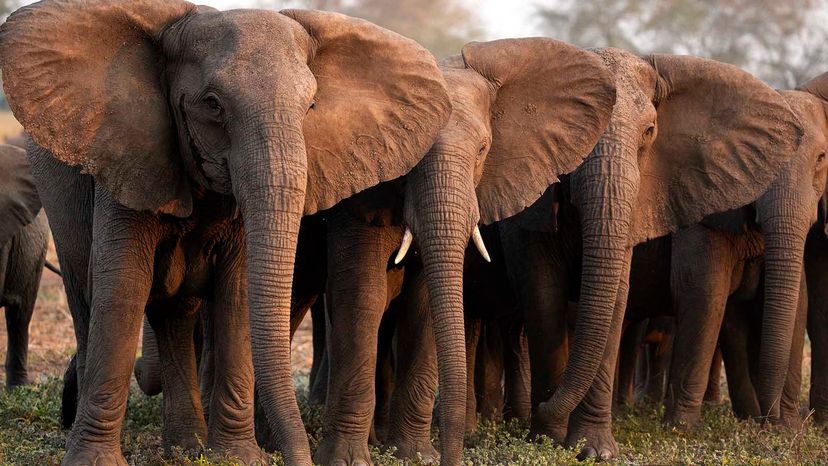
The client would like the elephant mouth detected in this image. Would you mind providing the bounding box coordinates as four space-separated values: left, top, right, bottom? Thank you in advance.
179 97 232 195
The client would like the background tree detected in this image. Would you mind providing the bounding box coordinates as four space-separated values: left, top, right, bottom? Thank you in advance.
537 0 828 88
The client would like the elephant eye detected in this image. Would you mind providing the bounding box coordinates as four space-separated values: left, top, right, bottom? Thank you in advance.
202 93 223 117
819 152 826 163
644 125 655 138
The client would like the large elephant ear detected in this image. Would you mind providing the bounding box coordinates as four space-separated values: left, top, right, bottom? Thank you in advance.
462 38 616 224
281 9 452 215
0 0 196 217
631 54 803 244
0 145 41 245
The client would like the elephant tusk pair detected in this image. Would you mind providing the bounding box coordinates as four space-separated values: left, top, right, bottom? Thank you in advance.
393 225 491 265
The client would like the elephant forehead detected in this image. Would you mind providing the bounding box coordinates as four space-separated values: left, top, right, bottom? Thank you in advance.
172 9 310 92
782 91 828 150
594 48 657 109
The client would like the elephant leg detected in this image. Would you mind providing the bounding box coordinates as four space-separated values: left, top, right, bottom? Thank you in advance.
316 209 399 466
475 321 504 422
500 223 569 438
704 347 723 404
134 317 163 396
616 320 644 407
200 305 216 429
464 318 481 432
720 301 760 419
205 242 263 465
643 318 673 404
28 154 94 429
371 307 397 445
564 249 632 461
308 297 329 406
385 272 439 462
502 318 531 423
664 228 733 428
779 275 806 428
145 299 207 453
4 263 40 389
806 230 828 424
63 196 159 466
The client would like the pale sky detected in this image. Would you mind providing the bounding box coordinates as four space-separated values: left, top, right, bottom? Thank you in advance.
207 0 540 40
207 0 543 39
16 0 545 40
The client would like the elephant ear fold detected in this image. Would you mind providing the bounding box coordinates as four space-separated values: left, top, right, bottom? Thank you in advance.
798 71 828 102
632 54 803 244
0 0 196 217
0 145 41 245
282 9 452 215
462 38 616 224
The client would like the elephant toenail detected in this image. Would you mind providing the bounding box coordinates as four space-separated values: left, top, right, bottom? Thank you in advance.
352 460 370 466
599 449 613 460
577 447 597 461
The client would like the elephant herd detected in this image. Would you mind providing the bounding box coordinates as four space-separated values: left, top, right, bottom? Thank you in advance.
0 1 827 465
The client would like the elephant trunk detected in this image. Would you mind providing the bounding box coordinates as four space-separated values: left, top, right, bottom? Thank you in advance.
755 186 811 420
543 135 636 420
407 143 477 466
134 318 162 396
230 108 312 466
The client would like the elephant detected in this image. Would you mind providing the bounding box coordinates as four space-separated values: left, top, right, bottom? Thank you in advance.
615 314 724 407
461 224 531 430
132 213 327 402
29 145 268 463
805 205 828 425
494 49 804 460
654 83 828 428
0 2 451 465
312 37 617 465
0 144 49 390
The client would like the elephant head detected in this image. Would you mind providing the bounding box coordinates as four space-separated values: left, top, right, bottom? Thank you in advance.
517 49 804 426
0 144 41 245
0 2 451 464
394 38 616 462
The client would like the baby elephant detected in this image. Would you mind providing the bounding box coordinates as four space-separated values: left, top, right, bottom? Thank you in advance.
0 143 49 389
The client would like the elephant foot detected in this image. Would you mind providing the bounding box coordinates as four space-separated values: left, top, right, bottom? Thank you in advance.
315 435 373 466
772 410 804 431
663 407 702 432
61 443 127 466
565 416 618 462
5 373 29 390
385 435 439 463
133 357 162 396
529 403 568 444
212 439 268 466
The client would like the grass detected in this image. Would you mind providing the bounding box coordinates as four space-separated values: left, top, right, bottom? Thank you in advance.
1 379 827 465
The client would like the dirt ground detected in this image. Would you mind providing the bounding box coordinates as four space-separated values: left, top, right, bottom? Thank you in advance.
0 235 316 388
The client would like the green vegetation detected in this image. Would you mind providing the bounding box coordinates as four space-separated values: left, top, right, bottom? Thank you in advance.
1 378 826 465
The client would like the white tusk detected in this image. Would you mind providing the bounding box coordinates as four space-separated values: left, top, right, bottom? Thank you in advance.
472 225 491 263
394 228 413 265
